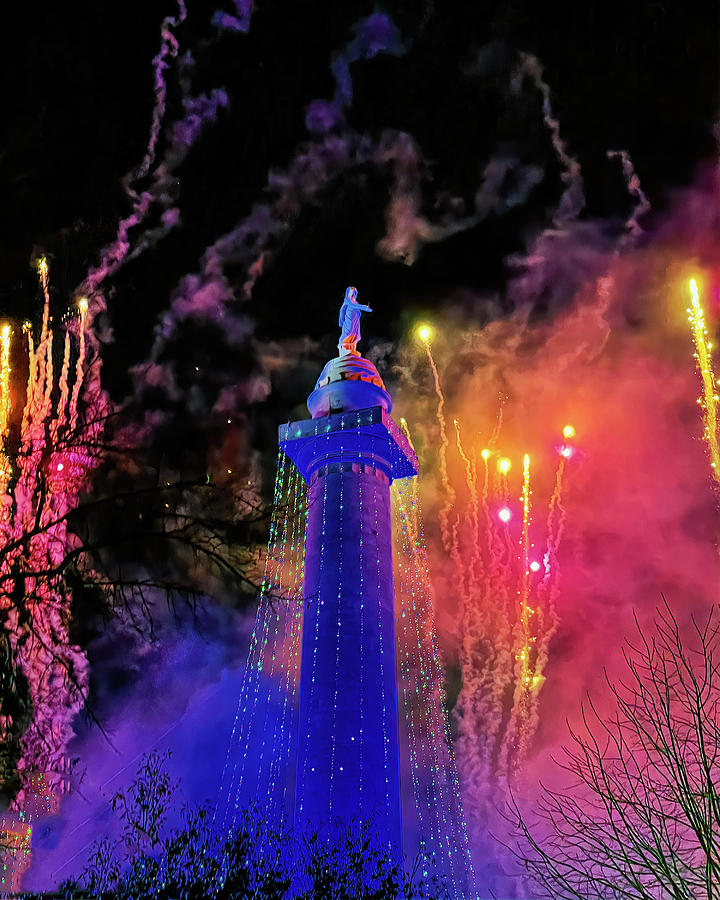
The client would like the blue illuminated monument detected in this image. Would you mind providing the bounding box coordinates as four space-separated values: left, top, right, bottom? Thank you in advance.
280 287 417 857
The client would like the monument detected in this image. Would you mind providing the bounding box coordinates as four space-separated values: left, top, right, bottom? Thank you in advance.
279 286 417 857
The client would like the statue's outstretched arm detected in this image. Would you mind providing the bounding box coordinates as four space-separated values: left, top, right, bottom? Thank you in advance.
356 303 373 313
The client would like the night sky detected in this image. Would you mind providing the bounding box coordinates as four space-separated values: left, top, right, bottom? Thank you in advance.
1 1 715 391
1 1 719 893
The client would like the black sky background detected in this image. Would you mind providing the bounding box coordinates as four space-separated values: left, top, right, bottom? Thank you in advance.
0 0 714 528
1 1 716 360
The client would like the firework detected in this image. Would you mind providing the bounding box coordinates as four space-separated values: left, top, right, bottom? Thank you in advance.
69 297 88 425
687 277 720 488
417 325 455 546
413 340 575 840
0 258 100 813
0 326 12 501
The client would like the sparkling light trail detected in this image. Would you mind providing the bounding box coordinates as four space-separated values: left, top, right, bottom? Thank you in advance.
69 296 88 423
418 325 455 545
418 385 575 810
517 453 533 692
36 257 50 344
0 325 11 439
687 277 720 487
0 324 12 502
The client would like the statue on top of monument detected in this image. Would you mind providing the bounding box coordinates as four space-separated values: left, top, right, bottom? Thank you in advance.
338 285 372 357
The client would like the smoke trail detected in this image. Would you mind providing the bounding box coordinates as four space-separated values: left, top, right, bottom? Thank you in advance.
306 12 403 135
377 141 544 266
517 53 585 226
212 0 253 34
78 0 233 336
131 2 187 191
608 149 652 244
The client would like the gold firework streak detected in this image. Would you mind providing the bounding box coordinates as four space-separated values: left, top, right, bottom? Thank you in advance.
417 324 455 549
0 325 12 501
688 277 720 487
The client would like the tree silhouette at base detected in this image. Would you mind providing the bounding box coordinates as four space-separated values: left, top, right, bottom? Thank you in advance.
48 751 448 900
514 600 720 899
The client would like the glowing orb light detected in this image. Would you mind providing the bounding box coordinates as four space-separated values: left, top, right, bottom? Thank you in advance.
480 448 490 460
56 463 64 472
562 424 575 439
498 506 512 523
497 457 512 474
416 323 433 343
529 560 541 572
77 297 88 314
560 446 574 459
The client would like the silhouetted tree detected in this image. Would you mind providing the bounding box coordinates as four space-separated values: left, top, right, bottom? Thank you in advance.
55 752 446 900
514 601 720 899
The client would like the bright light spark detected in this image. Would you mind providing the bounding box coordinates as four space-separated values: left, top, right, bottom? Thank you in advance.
529 560 541 572
562 424 575 439
480 448 490 460
497 457 512 474
560 446 574 459
687 276 720 487
498 506 512 523
416 323 433 343
56 463 64 472
77 297 88 314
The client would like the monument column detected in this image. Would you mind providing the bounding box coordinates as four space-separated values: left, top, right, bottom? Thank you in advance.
280 289 417 857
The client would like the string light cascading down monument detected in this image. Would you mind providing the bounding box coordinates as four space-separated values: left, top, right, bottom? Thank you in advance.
280 286 418 858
